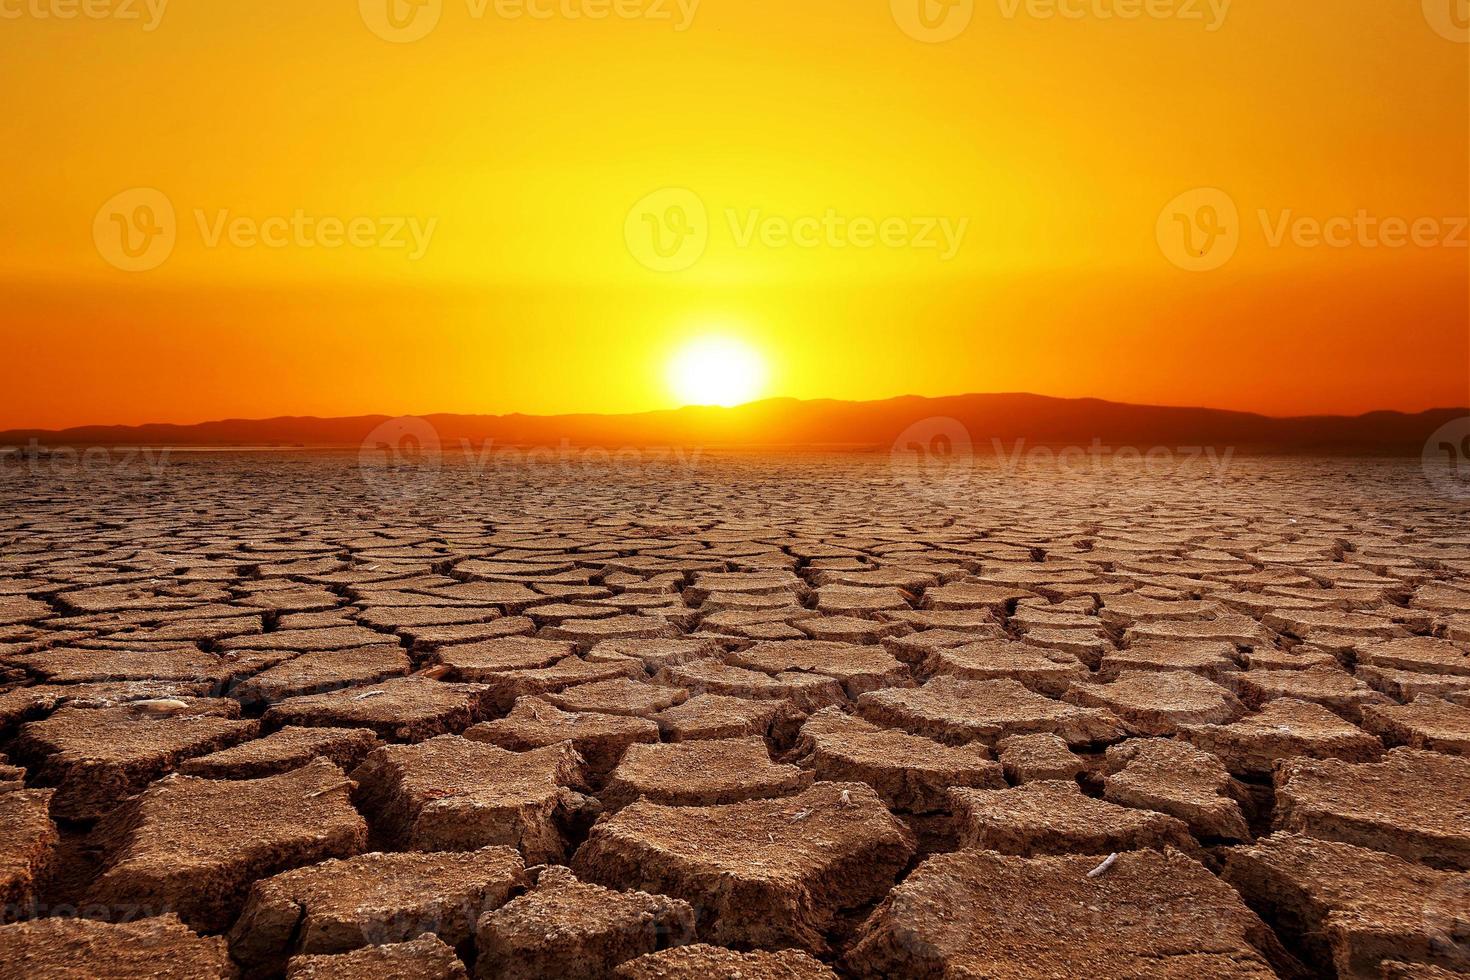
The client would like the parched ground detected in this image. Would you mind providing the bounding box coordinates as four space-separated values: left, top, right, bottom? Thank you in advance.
0 450 1468 978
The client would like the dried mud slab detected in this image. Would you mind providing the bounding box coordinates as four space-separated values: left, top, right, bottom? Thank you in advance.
1219 833 1470 979
602 736 811 809
650 693 786 742
792 708 1003 812
656 659 846 714
475 866 694 980
573 781 915 954
1066 670 1245 736
1230 667 1392 722
1362 698 1470 756
1358 638 1470 678
178 726 383 780
587 637 724 673
542 677 689 718
266 677 496 743
726 640 909 698
857 676 1125 747
882 628 1002 666
351 736 591 861
1098 595 1219 628
0 788 57 919
1358 666 1470 703
232 646 412 705
1099 639 1241 681
17 646 236 687
923 639 1089 696
431 637 578 680
1180 698 1385 777
0 683 226 734
287 934 468 980
0 914 237 979
14 703 259 820
1103 738 1250 840
402 618 535 655
922 582 1036 613
997 733 1085 783
465 698 659 774
0 595 54 627
473 657 646 713
843 848 1293 979
540 615 681 653
220 626 394 653
613 945 839 979
86 759 367 932
950 780 1200 857
1275 749 1470 870
1378 962 1470 979
1123 613 1273 648
229 846 526 976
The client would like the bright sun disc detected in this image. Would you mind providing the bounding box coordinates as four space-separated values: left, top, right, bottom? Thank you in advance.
667 337 767 407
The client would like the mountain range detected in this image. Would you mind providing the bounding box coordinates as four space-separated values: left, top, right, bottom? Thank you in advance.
2 394 1463 454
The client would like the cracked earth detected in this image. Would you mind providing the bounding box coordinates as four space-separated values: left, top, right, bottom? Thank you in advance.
0 451 1468 979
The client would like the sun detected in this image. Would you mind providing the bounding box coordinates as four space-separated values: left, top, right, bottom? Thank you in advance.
667 337 768 407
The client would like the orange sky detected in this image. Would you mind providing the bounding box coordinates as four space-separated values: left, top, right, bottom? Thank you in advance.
1 0 1467 429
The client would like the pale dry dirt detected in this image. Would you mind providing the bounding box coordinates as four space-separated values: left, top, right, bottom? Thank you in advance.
0 450 1467 978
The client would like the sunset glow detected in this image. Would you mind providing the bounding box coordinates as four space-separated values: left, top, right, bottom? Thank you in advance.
667 337 768 407
0 1 1466 430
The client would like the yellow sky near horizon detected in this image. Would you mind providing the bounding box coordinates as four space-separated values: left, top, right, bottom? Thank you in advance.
1 0 1466 428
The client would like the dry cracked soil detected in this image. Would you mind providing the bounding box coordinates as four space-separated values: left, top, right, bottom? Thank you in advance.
0 450 1467 979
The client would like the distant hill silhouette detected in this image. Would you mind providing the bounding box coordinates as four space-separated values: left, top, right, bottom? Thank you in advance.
2 394 1463 454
